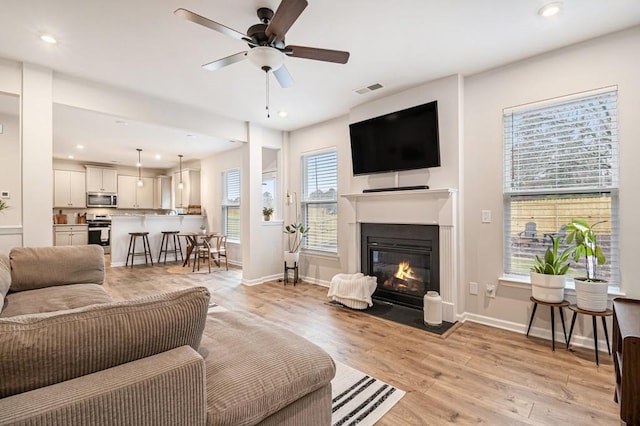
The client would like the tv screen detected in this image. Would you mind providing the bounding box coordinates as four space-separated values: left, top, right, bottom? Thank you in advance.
349 101 440 176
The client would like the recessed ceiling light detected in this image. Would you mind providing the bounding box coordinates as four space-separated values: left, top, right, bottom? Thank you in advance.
40 34 57 44
539 2 562 17
155 154 161 160
186 134 195 138
76 144 84 149
67 155 74 159
115 120 128 125
278 111 288 118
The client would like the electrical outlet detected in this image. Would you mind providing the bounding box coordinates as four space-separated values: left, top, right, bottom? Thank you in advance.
0 191 9 199
486 283 497 298
481 210 492 223
469 281 478 295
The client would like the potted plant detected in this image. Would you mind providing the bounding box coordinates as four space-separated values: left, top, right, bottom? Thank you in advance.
530 234 571 302
0 200 7 213
262 207 273 221
565 219 608 312
283 223 309 266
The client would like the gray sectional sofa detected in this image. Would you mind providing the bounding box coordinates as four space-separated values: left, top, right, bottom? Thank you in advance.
0 245 335 425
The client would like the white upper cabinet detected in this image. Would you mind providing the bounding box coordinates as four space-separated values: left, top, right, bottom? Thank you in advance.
86 167 118 193
54 170 86 208
117 175 154 209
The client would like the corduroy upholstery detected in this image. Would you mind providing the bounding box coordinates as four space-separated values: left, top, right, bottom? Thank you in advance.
0 254 10 312
200 311 336 426
9 245 105 292
0 286 210 398
0 346 207 426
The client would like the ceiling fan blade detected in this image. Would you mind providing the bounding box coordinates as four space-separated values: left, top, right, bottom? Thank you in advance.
202 52 248 71
265 0 308 43
285 45 350 64
174 8 252 43
273 65 295 88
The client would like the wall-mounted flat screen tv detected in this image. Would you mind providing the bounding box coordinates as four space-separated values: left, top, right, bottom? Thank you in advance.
349 101 440 175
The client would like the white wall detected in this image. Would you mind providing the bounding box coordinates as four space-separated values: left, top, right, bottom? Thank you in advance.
0 108 22 254
200 146 243 265
463 27 640 334
287 75 463 286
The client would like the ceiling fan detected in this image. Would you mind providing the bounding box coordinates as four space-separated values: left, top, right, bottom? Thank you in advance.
174 0 350 89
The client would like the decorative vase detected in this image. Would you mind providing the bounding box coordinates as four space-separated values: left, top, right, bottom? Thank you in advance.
530 272 566 303
423 291 442 326
284 251 299 267
574 278 609 312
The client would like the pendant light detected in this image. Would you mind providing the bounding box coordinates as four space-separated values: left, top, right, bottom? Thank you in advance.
136 148 143 187
178 154 184 189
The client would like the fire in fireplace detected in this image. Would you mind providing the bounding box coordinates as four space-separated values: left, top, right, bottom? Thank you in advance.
361 223 439 309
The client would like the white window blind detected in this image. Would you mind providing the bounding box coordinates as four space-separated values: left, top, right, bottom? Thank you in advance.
503 88 619 284
222 169 240 241
301 150 338 253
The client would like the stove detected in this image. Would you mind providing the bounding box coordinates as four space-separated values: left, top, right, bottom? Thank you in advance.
86 214 111 254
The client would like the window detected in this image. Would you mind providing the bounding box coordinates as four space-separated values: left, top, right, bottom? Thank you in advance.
222 169 240 242
503 88 619 285
301 150 338 253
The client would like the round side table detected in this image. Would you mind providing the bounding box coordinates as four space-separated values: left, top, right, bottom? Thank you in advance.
526 296 570 351
567 304 613 365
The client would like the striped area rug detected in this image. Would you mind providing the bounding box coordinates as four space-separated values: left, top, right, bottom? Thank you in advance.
331 361 405 426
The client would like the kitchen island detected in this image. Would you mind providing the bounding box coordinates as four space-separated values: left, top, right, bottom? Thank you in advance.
110 214 207 267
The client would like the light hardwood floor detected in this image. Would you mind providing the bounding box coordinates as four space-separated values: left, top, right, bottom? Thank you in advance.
104 260 620 425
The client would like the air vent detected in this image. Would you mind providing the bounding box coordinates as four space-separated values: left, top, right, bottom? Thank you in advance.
354 83 384 95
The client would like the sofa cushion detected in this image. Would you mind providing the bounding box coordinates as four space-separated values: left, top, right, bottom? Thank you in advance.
200 311 336 426
0 254 10 313
0 286 210 398
0 283 113 318
9 245 105 292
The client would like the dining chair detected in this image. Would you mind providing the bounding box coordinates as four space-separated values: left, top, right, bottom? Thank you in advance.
211 234 228 271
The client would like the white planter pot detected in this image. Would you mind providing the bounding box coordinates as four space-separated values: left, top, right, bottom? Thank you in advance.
284 251 299 267
575 278 609 312
530 272 566 303
423 291 443 326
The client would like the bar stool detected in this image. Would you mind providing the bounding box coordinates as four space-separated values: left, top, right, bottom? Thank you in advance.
125 232 153 268
526 296 569 351
157 231 183 264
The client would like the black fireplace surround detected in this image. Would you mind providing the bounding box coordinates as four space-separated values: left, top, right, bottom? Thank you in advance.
361 223 439 309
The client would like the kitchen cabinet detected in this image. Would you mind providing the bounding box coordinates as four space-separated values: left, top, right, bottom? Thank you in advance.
154 176 172 209
174 170 201 208
86 167 117 193
54 224 88 246
117 175 154 209
54 170 86 208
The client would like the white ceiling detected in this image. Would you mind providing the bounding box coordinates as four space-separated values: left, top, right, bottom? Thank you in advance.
1 0 640 167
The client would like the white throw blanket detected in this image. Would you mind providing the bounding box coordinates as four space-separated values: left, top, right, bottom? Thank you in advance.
328 273 377 310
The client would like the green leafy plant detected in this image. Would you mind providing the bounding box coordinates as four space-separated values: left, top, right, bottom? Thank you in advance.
0 200 8 213
532 234 571 275
262 207 273 217
283 223 309 253
565 219 607 281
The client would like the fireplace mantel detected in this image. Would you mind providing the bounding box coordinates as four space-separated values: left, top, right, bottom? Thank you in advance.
341 188 457 227
341 187 459 322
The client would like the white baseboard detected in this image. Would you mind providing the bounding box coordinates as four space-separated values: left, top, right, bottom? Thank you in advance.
302 275 331 287
241 273 282 286
462 312 612 353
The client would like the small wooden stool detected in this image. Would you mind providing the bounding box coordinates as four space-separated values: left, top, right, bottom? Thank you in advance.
526 296 569 351
158 231 183 264
125 232 153 268
567 304 613 365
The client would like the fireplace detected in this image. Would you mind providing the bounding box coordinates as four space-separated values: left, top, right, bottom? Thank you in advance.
361 223 439 309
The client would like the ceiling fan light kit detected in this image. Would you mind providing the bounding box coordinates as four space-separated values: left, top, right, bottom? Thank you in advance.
175 0 350 117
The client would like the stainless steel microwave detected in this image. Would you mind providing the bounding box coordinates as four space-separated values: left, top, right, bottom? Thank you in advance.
87 192 118 208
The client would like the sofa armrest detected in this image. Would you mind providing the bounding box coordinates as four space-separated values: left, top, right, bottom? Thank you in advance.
0 346 207 426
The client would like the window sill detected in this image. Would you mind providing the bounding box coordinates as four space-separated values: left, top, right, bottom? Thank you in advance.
301 249 340 260
262 220 283 226
499 274 624 297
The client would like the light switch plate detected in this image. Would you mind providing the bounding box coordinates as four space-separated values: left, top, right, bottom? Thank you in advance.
481 210 492 223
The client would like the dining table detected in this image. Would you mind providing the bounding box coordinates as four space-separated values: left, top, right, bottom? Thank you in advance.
178 232 222 272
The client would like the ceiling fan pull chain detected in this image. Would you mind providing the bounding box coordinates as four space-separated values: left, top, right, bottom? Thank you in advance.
265 69 270 118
